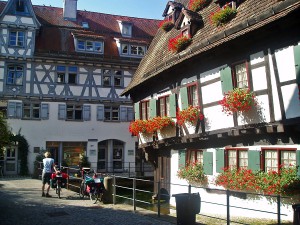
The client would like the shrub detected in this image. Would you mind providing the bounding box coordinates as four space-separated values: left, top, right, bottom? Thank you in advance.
159 19 174 32
210 5 237 27
177 162 208 186
188 0 211 12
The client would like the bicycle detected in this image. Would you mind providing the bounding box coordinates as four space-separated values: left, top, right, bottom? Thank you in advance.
50 167 68 199
79 168 105 204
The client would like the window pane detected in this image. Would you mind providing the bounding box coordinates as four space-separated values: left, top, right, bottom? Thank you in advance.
69 66 77 72
112 107 119 121
138 46 145 55
265 150 277 172
131 45 137 55
103 76 111 86
86 41 93 51
281 151 296 167
17 32 24 46
68 74 76 84
57 66 66 71
114 77 121 86
78 40 85 50
228 150 237 168
166 96 170 116
23 103 30 118
74 106 82 120
122 44 128 54
235 63 248 88
57 73 65 83
9 32 17 46
95 42 102 52
239 150 248 169
159 98 165 117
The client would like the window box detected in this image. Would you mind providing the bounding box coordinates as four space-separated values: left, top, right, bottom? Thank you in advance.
157 123 176 140
139 132 154 144
188 0 211 12
210 5 237 27
168 34 192 53
159 19 174 32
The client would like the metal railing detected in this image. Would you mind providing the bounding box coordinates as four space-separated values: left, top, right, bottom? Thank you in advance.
110 176 292 225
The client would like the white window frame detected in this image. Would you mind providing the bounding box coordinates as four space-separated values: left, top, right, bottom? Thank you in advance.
57 66 78 84
23 103 40 119
7 65 24 85
9 30 25 47
104 106 119 121
263 148 297 172
76 39 104 53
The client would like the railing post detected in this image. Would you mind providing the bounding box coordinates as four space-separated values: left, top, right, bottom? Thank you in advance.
128 162 130 177
226 190 230 225
113 175 116 205
277 195 281 225
157 181 161 218
133 177 136 212
188 184 191 194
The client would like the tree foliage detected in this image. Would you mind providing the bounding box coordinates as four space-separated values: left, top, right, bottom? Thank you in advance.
0 112 11 155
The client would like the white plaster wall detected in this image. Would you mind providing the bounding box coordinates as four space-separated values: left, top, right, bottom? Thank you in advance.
252 66 267 91
3 15 17 22
201 81 223 104
7 102 136 174
282 83 300 119
204 105 234 131
275 46 296 82
20 17 34 24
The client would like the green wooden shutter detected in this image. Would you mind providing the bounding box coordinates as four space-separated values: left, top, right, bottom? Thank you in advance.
216 148 225 173
180 87 188 110
203 152 213 175
169 94 177 118
149 99 157 119
294 45 300 84
134 102 140 120
248 150 261 172
297 150 300 177
178 149 186 169
220 66 233 94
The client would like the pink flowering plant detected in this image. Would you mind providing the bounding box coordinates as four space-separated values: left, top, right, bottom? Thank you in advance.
215 166 300 196
176 105 204 126
210 5 237 27
177 162 208 186
219 88 257 115
188 0 211 12
168 34 192 53
159 19 174 32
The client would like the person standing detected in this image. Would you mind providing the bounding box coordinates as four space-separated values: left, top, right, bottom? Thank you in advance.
42 152 57 197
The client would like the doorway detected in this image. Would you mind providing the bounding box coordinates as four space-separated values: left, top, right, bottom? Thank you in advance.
4 146 18 175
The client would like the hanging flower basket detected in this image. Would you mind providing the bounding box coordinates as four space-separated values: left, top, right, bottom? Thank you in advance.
168 34 192 53
159 19 174 32
129 120 147 136
210 5 237 27
176 105 204 126
188 0 211 12
219 88 257 116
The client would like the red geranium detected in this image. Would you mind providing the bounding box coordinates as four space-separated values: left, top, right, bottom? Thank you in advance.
188 0 211 12
168 34 192 53
176 105 204 126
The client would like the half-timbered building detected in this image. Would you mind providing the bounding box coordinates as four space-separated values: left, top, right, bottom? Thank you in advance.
0 0 160 175
122 0 300 220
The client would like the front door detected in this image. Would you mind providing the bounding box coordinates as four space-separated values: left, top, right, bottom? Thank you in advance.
113 146 123 172
98 146 107 172
4 146 18 175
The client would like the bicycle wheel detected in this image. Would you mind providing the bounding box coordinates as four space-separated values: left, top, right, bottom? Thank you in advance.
57 183 61 199
79 182 85 199
89 192 99 204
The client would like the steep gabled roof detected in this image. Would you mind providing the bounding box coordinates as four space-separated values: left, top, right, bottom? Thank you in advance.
122 0 300 96
0 1 161 59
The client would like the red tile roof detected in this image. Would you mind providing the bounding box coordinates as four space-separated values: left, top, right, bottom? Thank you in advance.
0 1 161 59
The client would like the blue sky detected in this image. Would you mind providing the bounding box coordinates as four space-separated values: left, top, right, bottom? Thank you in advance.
5 0 170 19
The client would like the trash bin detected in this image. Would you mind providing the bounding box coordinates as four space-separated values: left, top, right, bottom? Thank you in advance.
292 204 300 225
172 193 201 225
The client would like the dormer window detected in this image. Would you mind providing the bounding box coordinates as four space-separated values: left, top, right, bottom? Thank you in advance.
82 22 89 29
162 2 184 24
175 9 203 38
118 21 132 37
76 39 103 53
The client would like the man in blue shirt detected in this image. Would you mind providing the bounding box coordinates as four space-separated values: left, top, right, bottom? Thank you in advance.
42 152 57 197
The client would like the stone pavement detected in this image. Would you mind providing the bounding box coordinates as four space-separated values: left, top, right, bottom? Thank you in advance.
0 177 177 225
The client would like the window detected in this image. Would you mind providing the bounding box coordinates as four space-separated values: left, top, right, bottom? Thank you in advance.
102 70 123 87
226 148 248 169
9 31 24 47
121 44 128 54
233 62 249 88
77 39 103 53
141 101 149 120
186 149 203 165
7 65 23 85
263 148 296 172
187 84 198 106
130 45 146 56
122 24 132 37
66 104 82 120
23 103 40 119
82 22 89 28
104 106 119 121
57 66 78 84
159 95 170 117
15 0 25 12
114 70 122 87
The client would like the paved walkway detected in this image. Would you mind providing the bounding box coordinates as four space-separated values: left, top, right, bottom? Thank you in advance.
0 177 177 225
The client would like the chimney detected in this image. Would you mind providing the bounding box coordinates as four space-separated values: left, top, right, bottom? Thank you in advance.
63 0 77 21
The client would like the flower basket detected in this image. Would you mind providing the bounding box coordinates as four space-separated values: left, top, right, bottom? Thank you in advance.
168 34 192 53
210 5 237 27
177 162 208 187
188 0 211 12
219 88 257 116
129 120 147 136
159 19 174 32
145 116 175 134
177 105 204 126
139 132 154 144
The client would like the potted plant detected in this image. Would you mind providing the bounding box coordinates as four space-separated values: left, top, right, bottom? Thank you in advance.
168 34 192 53
219 88 257 115
210 5 237 27
147 116 176 140
129 119 147 136
177 105 204 126
188 0 211 12
177 162 208 186
159 19 174 32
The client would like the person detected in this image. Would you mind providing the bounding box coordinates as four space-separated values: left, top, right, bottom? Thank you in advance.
42 151 57 197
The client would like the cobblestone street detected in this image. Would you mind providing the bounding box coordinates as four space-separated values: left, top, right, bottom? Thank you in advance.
0 178 176 225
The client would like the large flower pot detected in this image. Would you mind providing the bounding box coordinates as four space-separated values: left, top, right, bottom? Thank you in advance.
157 125 176 140
139 133 153 144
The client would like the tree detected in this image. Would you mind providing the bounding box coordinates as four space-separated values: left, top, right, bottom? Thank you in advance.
0 111 11 156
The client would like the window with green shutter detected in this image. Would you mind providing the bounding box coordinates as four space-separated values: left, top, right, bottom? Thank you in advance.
220 66 233 94
293 45 300 84
178 149 186 169
203 152 213 175
134 102 140 120
248 150 261 172
216 148 225 173
179 87 188 110
149 99 157 119
169 94 177 117
296 150 300 177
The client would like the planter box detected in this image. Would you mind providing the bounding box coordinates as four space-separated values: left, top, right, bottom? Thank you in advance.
157 125 176 140
139 133 153 144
